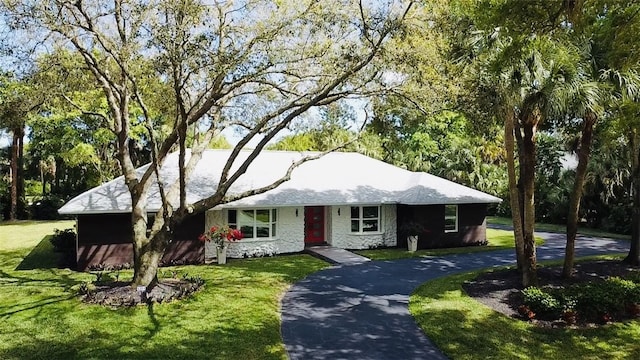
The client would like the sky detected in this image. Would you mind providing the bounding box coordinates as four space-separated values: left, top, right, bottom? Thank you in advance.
0 131 8 147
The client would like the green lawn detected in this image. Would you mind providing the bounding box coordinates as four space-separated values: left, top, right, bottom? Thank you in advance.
0 220 329 360
409 259 640 359
0 220 76 251
488 216 631 240
355 228 544 261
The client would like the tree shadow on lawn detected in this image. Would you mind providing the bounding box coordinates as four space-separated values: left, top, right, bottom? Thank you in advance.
0 307 287 360
1 235 81 292
0 267 81 290
14 236 65 270
0 266 84 320
0 293 76 318
0 237 85 320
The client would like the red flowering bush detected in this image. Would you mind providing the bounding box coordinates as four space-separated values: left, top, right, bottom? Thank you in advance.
199 226 243 249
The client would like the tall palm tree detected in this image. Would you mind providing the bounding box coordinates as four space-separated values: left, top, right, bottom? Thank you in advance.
563 1 640 271
0 75 30 220
470 26 583 286
620 101 640 265
561 58 603 278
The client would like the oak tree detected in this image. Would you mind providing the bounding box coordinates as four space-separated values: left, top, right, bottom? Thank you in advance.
2 0 413 287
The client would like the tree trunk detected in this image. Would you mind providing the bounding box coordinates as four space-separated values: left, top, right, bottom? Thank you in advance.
9 126 24 220
505 108 526 271
624 131 640 265
40 161 46 196
10 132 18 220
563 113 596 277
131 208 169 287
17 128 24 217
520 115 539 288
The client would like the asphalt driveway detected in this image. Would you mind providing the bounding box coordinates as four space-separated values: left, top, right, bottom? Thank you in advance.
280 232 629 359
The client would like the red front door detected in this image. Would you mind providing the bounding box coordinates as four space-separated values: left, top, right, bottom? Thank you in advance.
304 206 325 244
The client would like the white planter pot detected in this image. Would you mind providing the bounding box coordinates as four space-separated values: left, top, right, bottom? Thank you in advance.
407 235 418 252
217 246 228 265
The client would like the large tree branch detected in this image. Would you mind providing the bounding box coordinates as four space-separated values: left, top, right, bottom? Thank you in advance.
188 135 359 215
217 1 412 191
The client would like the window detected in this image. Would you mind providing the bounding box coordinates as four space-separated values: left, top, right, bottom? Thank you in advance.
350 206 381 233
228 209 277 239
444 205 458 233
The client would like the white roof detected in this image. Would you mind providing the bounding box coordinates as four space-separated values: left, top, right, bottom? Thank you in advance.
58 150 501 215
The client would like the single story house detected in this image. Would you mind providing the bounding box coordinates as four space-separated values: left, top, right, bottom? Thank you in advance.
58 150 501 270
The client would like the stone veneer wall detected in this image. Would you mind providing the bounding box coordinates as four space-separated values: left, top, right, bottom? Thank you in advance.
329 204 397 249
204 207 304 260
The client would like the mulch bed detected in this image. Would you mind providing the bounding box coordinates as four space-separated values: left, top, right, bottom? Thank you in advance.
463 260 640 328
82 279 203 308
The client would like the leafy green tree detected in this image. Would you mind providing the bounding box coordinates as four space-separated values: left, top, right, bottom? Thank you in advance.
26 111 117 198
208 135 232 150
23 50 144 200
580 122 632 234
370 106 506 196
459 0 590 286
620 101 640 265
558 1 640 277
0 146 9 219
269 102 384 158
0 73 41 220
534 132 568 224
2 0 414 287
365 1 502 189
268 133 317 151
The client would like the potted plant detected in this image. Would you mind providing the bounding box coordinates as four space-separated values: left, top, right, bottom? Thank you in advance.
561 309 578 325
199 226 243 264
400 221 425 252
562 299 578 325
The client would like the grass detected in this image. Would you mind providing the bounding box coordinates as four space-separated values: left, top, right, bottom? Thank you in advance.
409 258 640 359
0 220 75 251
488 216 631 241
0 220 329 360
355 229 544 261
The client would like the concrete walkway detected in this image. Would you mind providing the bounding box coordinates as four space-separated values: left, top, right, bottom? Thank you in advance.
281 232 629 360
306 246 371 265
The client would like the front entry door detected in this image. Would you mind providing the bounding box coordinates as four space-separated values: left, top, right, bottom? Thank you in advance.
304 206 325 244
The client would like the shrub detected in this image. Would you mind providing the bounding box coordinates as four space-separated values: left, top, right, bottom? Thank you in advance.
182 273 205 287
522 287 562 317
600 203 632 235
49 228 76 252
521 276 640 323
239 244 277 258
30 196 65 220
571 277 640 317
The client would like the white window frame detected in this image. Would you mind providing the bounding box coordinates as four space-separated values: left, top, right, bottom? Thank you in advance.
350 205 382 234
227 209 277 239
444 204 458 233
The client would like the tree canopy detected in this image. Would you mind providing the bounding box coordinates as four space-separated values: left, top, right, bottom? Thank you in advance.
1 0 415 286
0 0 638 290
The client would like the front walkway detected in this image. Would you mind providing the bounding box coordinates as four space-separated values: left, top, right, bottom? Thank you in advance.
280 232 629 360
306 245 371 265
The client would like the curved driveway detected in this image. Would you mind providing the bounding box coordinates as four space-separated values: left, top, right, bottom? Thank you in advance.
281 232 629 359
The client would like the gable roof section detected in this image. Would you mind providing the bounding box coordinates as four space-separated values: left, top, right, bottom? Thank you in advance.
58 150 501 215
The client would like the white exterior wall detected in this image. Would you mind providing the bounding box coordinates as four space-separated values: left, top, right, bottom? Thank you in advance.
204 207 304 260
382 204 398 246
329 204 397 249
205 204 397 259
